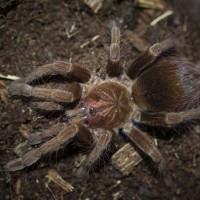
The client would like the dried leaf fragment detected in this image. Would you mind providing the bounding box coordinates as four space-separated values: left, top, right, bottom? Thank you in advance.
46 169 74 193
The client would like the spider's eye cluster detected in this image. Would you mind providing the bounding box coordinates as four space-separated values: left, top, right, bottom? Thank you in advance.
89 107 96 116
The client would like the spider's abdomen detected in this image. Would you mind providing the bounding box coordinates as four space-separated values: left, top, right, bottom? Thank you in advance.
132 57 200 112
83 81 133 129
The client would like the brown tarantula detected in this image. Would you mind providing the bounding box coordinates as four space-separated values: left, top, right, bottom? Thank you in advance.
5 24 200 179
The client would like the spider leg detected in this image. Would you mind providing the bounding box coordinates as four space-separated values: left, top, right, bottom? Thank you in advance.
9 82 81 103
126 39 176 80
75 126 93 145
126 126 166 173
132 108 200 127
106 23 123 77
29 124 93 146
27 82 82 111
5 124 79 171
24 61 91 84
126 126 172 185
29 101 64 112
76 129 113 177
28 123 66 145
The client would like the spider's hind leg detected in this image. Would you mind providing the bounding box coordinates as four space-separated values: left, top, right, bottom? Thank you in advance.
126 39 176 80
132 109 200 127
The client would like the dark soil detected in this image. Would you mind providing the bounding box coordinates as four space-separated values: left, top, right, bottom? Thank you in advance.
0 1 200 200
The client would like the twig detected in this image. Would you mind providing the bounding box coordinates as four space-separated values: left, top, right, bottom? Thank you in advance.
80 35 100 48
45 180 58 200
150 10 173 26
0 73 20 81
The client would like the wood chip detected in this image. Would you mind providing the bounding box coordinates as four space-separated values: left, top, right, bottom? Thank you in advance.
46 169 74 193
84 0 104 13
112 143 143 176
15 178 21 195
112 140 158 176
14 141 29 157
19 123 32 139
0 80 6 87
134 0 166 10
0 80 8 104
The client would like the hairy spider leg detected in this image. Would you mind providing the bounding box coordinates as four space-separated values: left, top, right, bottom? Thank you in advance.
132 109 200 127
30 101 64 112
26 83 81 112
5 124 79 171
106 23 123 77
126 39 176 80
28 123 93 146
28 123 66 145
76 129 113 177
24 61 91 84
126 125 173 185
9 61 90 110
126 126 166 172
9 82 80 103
10 76 82 104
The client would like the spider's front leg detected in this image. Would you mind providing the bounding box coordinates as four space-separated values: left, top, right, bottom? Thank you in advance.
10 82 81 103
24 61 91 84
76 129 113 177
10 81 82 105
9 61 91 108
5 124 79 171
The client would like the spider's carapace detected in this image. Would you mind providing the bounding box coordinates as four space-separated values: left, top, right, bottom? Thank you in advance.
83 82 133 129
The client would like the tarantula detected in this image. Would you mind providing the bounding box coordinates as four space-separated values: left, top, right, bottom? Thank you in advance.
5 24 200 179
